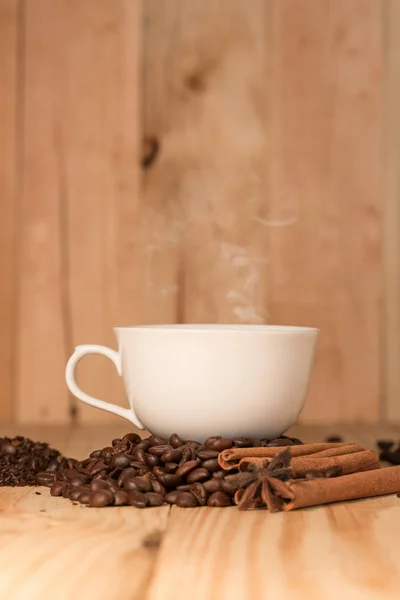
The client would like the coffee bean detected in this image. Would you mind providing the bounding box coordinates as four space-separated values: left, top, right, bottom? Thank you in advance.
175 491 198 508
170 434 183 449
202 459 220 472
151 479 166 495
1 443 16 456
164 462 178 473
100 446 114 459
149 436 167 446
78 491 90 504
133 476 153 492
212 471 225 480
184 441 202 451
93 470 108 479
175 460 199 478
286 437 303 445
145 453 160 468
325 435 343 443
61 484 70 498
69 489 83 501
50 482 65 497
177 484 192 492
112 438 122 447
190 482 208 506
110 454 130 469
187 468 209 484
197 449 219 460
207 491 232 507
161 448 182 463
133 448 147 464
90 479 109 491
66 458 78 470
304 470 323 479
157 473 181 489
165 490 180 504
379 450 400 464
211 439 233 452
123 479 141 491
128 490 148 508
203 479 221 493
69 474 90 488
117 469 137 488
324 466 343 478
114 491 129 506
89 489 114 507
232 437 252 448
145 492 165 507
107 479 119 491
88 459 108 476
152 466 166 479
46 460 60 472
90 450 102 458
136 439 152 452
266 439 296 447
122 433 142 444
130 460 147 470
377 440 394 450
205 436 221 448
220 478 239 495
108 467 123 481
180 446 195 463
148 444 173 457
36 471 55 487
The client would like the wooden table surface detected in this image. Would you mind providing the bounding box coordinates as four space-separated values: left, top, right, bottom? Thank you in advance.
1 424 400 600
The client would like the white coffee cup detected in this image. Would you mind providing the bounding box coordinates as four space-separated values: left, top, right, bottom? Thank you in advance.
65 324 318 441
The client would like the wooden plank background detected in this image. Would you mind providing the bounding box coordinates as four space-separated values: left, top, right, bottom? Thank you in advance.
0 0 394 425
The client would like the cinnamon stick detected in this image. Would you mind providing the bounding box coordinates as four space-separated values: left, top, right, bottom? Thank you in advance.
281 466 400 510
219 442 363 470
239 449 380 478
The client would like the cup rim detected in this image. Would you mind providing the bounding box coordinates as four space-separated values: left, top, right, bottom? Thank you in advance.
114 324 319 334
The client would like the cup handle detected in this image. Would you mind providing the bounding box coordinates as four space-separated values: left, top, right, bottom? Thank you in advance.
65 344 144 429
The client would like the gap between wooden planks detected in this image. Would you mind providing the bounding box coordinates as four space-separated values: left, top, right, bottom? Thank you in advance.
1 425 400 599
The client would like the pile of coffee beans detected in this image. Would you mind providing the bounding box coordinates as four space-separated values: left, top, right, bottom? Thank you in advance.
0 435 64 486
36 433 303 508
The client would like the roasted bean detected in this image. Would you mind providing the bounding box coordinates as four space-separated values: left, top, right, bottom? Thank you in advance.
175 492 198 508
207 491 231 507
190 482 208 506
128 490 148 508
186 468 209 484
175 460 199 478
89 489 114 507
145 492 165 507
169 434 183 448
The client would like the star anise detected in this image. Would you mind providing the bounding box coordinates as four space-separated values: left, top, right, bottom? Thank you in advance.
227 447 295 512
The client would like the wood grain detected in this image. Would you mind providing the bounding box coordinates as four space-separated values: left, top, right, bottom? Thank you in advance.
142 0 269 324
1 425 400 600
0 0 18 422
0 487 169 600
142 0 383 424
267 0 382 423
384 0 400 422
15 0 71 423
148 498 400 600
62 0 141 423
0 0 389 425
